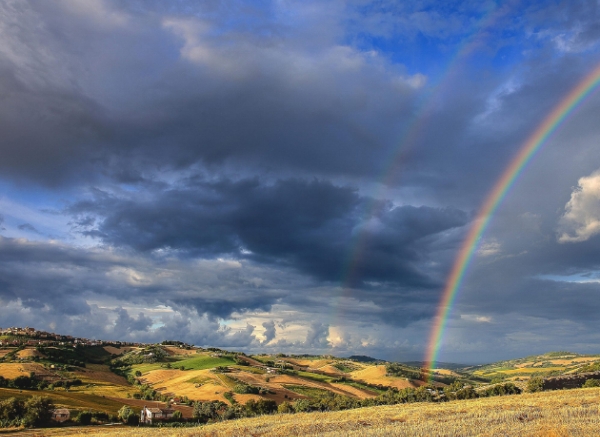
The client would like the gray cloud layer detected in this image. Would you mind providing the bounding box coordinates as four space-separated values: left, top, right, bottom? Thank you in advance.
1 0 600 362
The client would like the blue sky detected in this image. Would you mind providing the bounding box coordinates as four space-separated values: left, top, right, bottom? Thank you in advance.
2 0 600 363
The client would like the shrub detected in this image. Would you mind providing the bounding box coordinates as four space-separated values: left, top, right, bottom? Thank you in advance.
75 411 93 425
527 377 544 393
233 383 259 394
223 391 236 405
583 378 600 388
278 401 294 414
293 399 311 413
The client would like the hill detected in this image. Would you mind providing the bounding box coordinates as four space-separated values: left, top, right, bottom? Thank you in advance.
0 328 458 428
15 387 600 436
461 351 600 383
4 327 600 432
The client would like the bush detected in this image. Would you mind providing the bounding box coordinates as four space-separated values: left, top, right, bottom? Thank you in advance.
583 378 600 388
75 411 93 425
233 383 259 394
293 399 311 413
278 401 294 414
527 377 544 393
223 391 237 405
171 410 183 421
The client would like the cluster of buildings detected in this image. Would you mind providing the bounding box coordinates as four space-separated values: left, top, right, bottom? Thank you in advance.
0 326 142 348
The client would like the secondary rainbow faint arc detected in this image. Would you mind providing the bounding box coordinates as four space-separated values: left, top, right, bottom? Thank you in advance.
424 62 600 375
332 3 506 333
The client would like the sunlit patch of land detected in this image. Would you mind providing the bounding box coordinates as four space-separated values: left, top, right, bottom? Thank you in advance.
103 346 139 356
8 387 600 437
349 365 424 390
0 363 46 379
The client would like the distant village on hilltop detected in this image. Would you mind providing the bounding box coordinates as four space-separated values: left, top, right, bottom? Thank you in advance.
0 326 149 348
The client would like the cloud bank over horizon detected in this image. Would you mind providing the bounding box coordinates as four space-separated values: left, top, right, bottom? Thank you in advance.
2 0 600 363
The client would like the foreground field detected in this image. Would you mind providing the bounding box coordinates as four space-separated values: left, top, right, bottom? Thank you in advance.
9 387 600 436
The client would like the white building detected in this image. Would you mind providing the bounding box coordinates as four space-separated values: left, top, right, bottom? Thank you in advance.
140 406 175 424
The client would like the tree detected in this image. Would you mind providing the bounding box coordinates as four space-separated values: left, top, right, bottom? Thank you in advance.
22 396 54 427
117 405 134 423
171 410 183 421
0 397 24 424
193 401 224 423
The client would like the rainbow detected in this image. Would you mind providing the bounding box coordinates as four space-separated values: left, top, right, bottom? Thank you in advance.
424 62 600 376
332 4 507 340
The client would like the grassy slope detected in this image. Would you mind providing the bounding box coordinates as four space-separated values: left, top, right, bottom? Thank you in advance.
464 352 600 380
12 387 600 437
0 388 127 415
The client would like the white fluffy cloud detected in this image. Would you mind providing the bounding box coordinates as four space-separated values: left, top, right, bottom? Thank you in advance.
558 169 600 243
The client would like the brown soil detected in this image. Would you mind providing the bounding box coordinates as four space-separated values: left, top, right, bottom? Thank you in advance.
75 364 130 386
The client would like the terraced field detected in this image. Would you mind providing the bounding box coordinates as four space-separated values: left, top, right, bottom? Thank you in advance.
464 352 600 381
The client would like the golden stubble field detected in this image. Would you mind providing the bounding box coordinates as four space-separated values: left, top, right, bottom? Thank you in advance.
9 387 600 437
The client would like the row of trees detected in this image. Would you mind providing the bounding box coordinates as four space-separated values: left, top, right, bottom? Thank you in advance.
0 374 82 391
0 396 54 428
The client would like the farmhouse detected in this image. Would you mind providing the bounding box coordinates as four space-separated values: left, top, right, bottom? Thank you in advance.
51 409 70 422
140 406 175 424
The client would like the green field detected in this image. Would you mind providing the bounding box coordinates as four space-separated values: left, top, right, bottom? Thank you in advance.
176 354 235 370
296 371 334 383
283 384 331 398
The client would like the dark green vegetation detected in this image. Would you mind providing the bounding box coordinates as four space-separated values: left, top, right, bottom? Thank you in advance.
0 396 54 427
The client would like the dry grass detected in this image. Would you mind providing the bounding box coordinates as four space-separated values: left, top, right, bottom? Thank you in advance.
0 363 46 379
432 368 460 377
163 346 198 356
15 387 600 437
16 348 44 359
70 364 137 398
498 367 565 375
287 359 333 369
349 365 422 389
140 368 234 403
139 365 375 404
103 346 138 356
318 365 345 375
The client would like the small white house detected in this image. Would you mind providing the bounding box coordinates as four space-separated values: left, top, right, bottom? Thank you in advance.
51 409 70 423
140 406 175 424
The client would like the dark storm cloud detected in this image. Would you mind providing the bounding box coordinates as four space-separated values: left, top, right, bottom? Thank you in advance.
17 223 39 233
0 236 281 321
0 0 421 187
69 178 469 286
113 307 153 334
